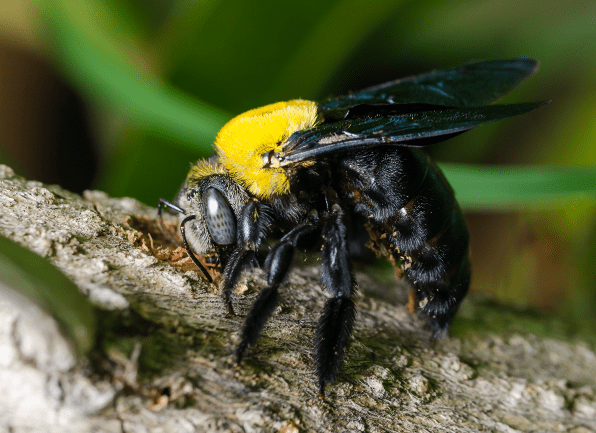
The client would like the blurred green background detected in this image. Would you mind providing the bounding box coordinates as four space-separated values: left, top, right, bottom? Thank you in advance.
1 0 596 330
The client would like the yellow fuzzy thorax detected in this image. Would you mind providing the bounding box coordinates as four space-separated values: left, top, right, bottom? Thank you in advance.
214 99 318 198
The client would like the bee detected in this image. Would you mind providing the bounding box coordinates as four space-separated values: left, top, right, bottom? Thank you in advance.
158 58 544 395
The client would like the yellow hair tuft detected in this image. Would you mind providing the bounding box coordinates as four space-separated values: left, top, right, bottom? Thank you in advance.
214 99 318 198
187 160 226 189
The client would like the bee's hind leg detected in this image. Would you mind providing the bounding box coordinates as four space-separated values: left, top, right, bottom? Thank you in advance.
315 205 357 396
415 258 470 339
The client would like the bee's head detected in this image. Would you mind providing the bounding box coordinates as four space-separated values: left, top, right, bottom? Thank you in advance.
180 161 249 256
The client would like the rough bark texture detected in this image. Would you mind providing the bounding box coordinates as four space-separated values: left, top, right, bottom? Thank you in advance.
0 163 595 433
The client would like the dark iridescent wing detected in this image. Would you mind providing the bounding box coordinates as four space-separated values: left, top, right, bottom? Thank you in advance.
319 58 539 115
280 59 545 164
282 102 546 164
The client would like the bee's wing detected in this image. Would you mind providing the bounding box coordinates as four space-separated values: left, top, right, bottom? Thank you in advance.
282 102 547 163
319 58 538 114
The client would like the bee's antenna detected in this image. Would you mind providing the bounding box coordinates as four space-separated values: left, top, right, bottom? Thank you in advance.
157 198 186 247
180 214 214 283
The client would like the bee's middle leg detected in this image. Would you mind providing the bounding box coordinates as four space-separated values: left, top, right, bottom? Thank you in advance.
235 221 317 363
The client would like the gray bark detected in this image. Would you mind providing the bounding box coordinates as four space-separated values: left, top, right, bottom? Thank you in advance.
0 164 595 433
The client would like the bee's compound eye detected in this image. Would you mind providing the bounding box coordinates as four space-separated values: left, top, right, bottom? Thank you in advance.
202 188 237 245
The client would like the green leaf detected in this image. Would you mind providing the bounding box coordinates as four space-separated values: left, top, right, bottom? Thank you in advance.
0 235 96 356
442 164 596 210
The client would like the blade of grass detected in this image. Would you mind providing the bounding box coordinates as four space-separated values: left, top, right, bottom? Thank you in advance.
149 0 222 75
265 0 408 101
442 164 596 210
32 0 230 153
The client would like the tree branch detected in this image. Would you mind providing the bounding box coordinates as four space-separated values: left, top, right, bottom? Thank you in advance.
1 164 595 432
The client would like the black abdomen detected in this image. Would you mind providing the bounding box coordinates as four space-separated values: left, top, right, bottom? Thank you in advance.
337 147 470 336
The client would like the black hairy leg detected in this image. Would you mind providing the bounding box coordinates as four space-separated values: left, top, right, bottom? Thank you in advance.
236 221 318 364
416 258 470 338
221 200 270 315
315 204 357 396
388 205 470 338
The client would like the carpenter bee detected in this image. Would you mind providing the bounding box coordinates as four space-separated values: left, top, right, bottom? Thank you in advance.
159 58 545 395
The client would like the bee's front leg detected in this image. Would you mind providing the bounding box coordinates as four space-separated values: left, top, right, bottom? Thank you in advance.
221 199 270 315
